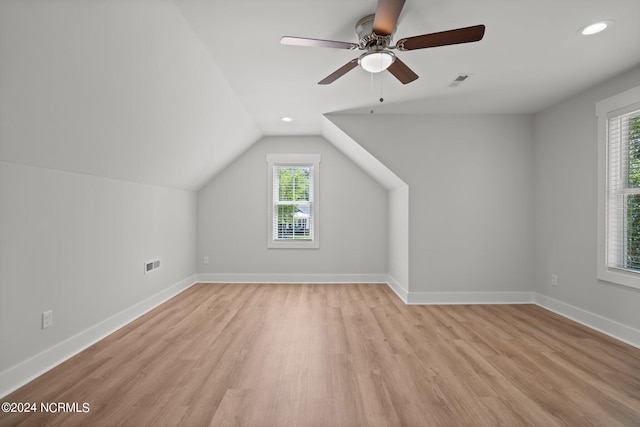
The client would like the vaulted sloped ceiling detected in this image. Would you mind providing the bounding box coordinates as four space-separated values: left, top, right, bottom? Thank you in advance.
0 0 260 191
1 0 639 191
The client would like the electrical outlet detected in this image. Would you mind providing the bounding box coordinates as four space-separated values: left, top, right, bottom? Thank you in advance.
42 310 53 329
551 274 558 286
203 256 209 265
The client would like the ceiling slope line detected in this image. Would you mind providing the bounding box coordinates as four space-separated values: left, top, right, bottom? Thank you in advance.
321 115 409 291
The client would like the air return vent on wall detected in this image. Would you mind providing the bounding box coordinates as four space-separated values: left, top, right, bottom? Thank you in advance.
144 259 161 274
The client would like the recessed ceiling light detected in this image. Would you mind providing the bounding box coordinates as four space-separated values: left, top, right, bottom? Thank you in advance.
281 117 293 122
579 20 613 36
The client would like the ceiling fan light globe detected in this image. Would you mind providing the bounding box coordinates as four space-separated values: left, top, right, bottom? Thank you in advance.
359 51 395 73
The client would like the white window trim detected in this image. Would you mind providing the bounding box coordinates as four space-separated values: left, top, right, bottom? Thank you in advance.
596 85 640 289
267 154 320 249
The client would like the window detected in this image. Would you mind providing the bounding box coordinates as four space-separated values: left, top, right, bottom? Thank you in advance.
267 154 320 248
597 85 640 289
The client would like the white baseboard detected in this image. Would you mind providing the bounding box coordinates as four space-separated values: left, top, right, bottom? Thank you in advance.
385 282 639 348
0 275 197 399
405 291 535 305
197 273 388 284
386 275 409 302
533 293 640 349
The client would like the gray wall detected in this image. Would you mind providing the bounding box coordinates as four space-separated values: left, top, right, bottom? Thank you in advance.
197 136 388 279
329 114 535 294
0 0 207 383
0 161 196 374
533 65 640 330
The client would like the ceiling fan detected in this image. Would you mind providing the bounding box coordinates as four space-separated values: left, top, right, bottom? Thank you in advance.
280 0 485 85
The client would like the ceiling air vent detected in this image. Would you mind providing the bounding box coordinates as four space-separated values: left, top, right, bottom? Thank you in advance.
449 74 472 88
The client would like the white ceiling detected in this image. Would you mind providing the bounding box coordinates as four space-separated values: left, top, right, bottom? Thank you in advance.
1 1 638 191
0 0 261 191
175 0 640 135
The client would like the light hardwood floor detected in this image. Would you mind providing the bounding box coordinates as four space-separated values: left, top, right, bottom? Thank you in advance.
1 283 639 426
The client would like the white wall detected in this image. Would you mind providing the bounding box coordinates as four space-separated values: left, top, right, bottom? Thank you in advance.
387 185 409 292
197 136 388 281
328 114 535 297
321 117 409 294
0 0 214 395
0 161 196 394
533 65 640 331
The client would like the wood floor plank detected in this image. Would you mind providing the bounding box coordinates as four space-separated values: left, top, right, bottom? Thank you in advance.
1 283 639 427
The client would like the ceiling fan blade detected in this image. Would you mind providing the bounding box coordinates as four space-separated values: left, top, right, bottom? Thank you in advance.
373 0 406 36
387 57 418 84
281 36 358 50
396 25 485 51
318 59 359 85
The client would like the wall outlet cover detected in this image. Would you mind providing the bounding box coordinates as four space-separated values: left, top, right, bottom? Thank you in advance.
42 310 53 329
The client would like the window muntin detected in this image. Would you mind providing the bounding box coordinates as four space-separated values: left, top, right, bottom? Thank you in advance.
267 154 320 249
273 165 313 241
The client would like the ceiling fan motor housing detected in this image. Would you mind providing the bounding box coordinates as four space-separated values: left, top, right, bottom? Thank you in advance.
356 14 393 50
281 0 484 85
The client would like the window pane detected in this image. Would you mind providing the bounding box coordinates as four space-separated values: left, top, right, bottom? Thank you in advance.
628 115 640 188
625 116 640 270
597 92 640 288
268 154 319 248
275 166 312 240
278 167 310 202
626 194 640 271
277 204 311 239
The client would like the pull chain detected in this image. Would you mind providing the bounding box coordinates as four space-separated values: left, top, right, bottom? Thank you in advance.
370 73 385 114
370 72 375 114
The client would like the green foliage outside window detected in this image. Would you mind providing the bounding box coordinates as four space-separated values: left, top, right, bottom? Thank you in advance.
278 167 310 203
276 167 311 238
626 115 640 270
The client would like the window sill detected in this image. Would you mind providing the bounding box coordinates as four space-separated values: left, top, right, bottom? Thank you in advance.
597 266 640 290
268 239 319 249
